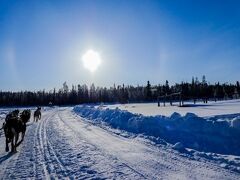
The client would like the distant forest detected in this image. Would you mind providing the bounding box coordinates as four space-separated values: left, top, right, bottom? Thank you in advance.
0 76 240 106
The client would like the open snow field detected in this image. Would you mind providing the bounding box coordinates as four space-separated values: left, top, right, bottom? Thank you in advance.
103 99 240 117
0 102 240 179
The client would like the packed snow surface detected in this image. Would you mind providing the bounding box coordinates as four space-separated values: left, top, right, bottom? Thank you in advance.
0 106 240 179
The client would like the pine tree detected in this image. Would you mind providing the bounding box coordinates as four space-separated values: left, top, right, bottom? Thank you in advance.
146 81 152 101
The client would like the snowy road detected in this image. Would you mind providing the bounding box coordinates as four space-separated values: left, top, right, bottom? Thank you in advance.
0 107 239 179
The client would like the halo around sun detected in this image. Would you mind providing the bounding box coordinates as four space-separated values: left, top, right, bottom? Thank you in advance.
82 49 101 72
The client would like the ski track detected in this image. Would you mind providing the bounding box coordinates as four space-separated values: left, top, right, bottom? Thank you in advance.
0 107 239 179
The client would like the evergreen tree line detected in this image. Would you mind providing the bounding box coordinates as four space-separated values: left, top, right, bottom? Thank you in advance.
0 76 240 106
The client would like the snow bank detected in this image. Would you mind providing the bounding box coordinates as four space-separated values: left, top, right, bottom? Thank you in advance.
73 105 240 156
172 142 185 151
231 117 240 130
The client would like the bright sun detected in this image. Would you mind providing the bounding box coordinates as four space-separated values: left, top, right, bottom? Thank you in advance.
82 49 101 72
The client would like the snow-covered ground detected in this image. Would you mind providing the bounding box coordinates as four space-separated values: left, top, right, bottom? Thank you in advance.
0 104 240 179
103 99 240 117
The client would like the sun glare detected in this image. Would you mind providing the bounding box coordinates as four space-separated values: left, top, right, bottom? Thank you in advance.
82 50 101 72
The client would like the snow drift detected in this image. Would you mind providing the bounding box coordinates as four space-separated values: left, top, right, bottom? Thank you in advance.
73 105 240 156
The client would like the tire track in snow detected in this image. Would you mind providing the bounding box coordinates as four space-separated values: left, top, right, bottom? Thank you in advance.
34 110 70 179
33 112 52 179
46 110 145 179
60 111 181 179
56 112 147 179
58 110 179 179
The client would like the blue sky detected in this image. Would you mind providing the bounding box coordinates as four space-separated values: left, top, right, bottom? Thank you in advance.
0 0 240 91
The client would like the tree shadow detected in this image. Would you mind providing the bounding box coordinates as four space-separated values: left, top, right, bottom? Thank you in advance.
0 152 14 164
